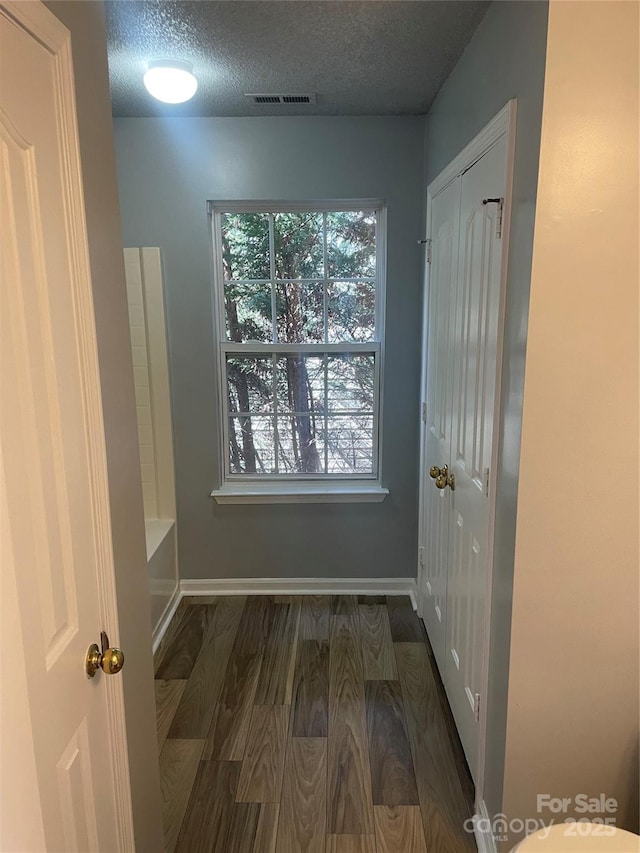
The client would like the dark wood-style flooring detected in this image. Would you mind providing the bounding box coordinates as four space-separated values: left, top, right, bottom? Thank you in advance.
154 595 476 852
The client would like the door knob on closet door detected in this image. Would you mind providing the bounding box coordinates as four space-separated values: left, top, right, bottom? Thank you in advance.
432 464 449 489
431 465 455 490
435 473 448 489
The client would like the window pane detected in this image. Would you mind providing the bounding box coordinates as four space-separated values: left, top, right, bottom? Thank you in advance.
274 212 324 279
326 353 375 412
226 355 273 413
326 211 376 278
276 282 324 343
228 416 275 474
276 355 324 414
327 281 375 342
276 415 325 474
224 281 272 342
216 204 381 480
221 213 270 280
324 415 374 474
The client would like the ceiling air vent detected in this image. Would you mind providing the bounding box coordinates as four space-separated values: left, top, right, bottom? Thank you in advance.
282 95 313 103
251 95 281 104
245 93 317 105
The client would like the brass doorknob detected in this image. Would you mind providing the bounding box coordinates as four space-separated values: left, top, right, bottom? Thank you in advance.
86 631 125 678
431 464 455 491
434 464 449 489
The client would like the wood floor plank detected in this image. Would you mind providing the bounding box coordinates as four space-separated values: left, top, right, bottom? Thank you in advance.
359 605 398 680
394 642 476 851
325 835 376 852
284 602 302 705
365 680 419 807
374 805 428 853
184 595 220 605
357 596 386 605
226 801 261 853
175 759 240 853
156 604 214 680
291 640 330 737
237 705 289 803
155 679 187 751
204 597 275 760
254 803 280 853
169 597 245 738
159 739 204 853
300 595 331 641
332 595 358 616
277 737 327 853
255 602 299 705
157 597 477 853
386 597 423 643
327 615 374 835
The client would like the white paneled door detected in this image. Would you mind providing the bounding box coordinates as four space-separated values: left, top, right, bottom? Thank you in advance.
421 177 461 671
419 113 512 788
446 138 507 781
1 2 132 850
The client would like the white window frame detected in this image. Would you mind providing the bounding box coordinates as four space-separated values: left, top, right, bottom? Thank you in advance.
208 199 388 503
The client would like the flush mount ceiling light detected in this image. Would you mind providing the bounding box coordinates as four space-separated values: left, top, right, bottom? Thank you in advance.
143 59 198 104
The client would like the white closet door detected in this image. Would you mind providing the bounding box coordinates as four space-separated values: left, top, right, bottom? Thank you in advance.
444 138 507 781
421 177 461 673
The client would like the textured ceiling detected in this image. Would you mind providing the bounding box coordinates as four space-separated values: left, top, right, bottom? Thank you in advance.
105 1 489 117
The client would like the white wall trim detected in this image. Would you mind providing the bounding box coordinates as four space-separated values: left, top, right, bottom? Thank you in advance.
427 101 514 199
151 584 182 655
473 798 498 853
207 198 386 214
141 248 177 520
124 248 177 521
211 483 389 504
180 577 417 603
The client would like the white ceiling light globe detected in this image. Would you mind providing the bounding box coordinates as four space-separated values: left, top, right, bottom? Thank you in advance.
143 60 198 104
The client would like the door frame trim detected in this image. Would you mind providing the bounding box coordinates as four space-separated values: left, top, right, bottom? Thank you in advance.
417 99 517 808
1 2 136 847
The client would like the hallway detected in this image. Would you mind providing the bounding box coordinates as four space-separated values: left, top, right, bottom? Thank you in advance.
155 595 475 852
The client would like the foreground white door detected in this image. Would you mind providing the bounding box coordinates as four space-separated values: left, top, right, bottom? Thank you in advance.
1 3 133 849
445 138 507 781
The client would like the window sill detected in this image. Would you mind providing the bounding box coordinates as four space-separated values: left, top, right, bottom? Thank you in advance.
210 483 389 505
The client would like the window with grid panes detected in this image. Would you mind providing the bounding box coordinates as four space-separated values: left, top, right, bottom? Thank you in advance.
210 202 384 480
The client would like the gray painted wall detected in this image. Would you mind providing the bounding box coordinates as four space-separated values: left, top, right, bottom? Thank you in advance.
423 0 549 822
113 116 425 580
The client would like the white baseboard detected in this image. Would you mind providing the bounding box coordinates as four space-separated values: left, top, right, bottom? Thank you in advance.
474 798 498 853
151 583 182 655
179 576 417 602
153 578 417 653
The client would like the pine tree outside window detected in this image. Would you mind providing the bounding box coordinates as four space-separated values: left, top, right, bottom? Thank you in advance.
209 201 385 484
